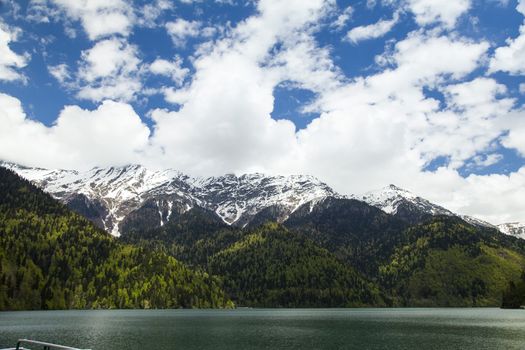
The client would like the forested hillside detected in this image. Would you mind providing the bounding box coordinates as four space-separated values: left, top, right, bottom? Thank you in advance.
3 165 525 309
378 217 525 306
0 167 233 310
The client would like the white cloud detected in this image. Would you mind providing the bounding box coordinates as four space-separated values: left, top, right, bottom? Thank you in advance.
420 167 525 225
332 6 353 30
48 0 134 41
471 153 503 167
0 93 150 169
138 0 174 28
489 27 525 74
0 22 28 82
346 12 399 43
166 19 202 47
149 57 190 86
404 0 471 28
75 38 143 102
489 1 525 75
519 0 525 16
500 108 525 157
28 0 173 37
48 63 70 84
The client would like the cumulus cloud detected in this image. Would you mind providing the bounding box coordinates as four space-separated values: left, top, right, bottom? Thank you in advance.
138 0 174 28
346 12 399 43
0 93 150 169
403 0 471 28
471 153 503 167
0 22 28 82
75 38 143 102
148 0 336 174
28 0 174 38
149 57 189 86
500 108 525 157
166 19 202 47
332 6 354 30
426 167 525 225
47 0 134 40
48 63 70 84
489 1 525 75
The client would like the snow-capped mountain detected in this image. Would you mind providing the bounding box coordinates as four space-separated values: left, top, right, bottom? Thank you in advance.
497 222 525 240
2 162 337 236
353 184 497 229
354 184 454 217
3 161 522 240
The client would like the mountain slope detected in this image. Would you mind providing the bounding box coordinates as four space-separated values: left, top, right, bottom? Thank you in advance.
379 216 525 306
0 166 233 310
122 209 384 307
208 223 383 307
283 197 525 306
284 197 409 278
4 162 337 236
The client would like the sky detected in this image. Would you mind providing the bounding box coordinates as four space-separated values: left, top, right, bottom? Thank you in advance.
0 0 525 225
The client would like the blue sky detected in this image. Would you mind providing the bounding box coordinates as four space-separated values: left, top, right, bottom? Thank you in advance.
1 0 525 224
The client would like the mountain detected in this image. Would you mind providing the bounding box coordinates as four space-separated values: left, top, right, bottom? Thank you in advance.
0 166 233 310
4 161 522 243
354 184 499 230
355 184 454 219
127 193 525 307
3 163 525 308
122 206 384 307
497 222 525 240
2 162 336 236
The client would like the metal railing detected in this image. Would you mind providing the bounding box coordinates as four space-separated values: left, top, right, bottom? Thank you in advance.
15 339 90 350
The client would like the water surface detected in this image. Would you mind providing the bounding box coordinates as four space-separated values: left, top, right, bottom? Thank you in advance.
1 308 524 350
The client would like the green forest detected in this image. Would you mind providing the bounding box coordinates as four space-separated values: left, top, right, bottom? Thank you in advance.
1 166 525 310
0 167 233 310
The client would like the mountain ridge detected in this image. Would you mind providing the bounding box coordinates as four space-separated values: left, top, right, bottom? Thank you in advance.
2 161 337 236
2 161 521 240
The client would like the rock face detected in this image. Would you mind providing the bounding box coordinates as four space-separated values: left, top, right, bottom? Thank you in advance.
2 162 337 236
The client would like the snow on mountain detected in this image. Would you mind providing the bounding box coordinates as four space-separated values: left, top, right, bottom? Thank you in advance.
190 173 338 226
354 184 499 230
497 222 525 240
354 184 454 216
2 162 337 236
3 161 522 240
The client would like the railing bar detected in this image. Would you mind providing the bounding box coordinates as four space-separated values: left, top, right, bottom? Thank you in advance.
16 339 90 350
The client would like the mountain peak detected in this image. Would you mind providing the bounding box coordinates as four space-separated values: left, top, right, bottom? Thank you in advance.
497 222 525 240
387 184 405 191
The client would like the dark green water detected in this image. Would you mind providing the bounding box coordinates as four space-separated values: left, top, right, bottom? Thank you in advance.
1 308 524 350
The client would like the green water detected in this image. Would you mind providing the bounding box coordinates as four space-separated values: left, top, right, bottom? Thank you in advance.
1 308 524 350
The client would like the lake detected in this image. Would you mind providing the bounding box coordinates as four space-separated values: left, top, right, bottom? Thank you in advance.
1 308 524 350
